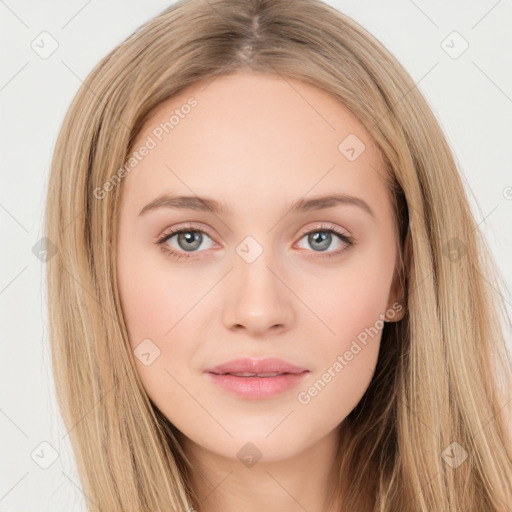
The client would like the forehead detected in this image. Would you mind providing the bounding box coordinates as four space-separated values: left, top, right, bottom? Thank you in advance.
121 71 389 217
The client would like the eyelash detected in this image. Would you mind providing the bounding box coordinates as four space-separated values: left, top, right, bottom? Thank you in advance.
156 223 354 261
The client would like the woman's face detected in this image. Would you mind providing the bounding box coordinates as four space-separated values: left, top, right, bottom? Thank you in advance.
116 71 403 464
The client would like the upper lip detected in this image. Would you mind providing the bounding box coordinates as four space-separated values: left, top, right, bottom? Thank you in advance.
204 357 309 375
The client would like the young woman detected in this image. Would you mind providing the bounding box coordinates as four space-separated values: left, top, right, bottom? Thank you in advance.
44 0 512 510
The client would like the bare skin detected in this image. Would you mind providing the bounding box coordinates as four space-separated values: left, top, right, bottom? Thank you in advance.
116 71 404 512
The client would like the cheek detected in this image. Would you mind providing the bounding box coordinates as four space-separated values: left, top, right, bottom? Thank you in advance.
117 244 200 345
296 280 385 423
117 247 209 404
294 250 393 415
306 256 393 345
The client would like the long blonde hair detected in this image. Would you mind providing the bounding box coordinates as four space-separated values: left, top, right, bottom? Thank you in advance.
44 0 512 510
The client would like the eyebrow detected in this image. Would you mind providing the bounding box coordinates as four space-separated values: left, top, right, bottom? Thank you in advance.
138 193 375 218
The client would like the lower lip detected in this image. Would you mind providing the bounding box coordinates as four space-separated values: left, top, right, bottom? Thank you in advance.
205 372 309 399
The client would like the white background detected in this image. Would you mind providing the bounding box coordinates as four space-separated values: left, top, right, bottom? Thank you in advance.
1 1 511 510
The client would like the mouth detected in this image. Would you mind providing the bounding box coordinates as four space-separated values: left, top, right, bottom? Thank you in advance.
204 356 308 376
210 371 299 377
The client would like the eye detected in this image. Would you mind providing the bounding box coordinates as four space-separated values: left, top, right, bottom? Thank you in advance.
156 225 215 260
156 223 354 261
295 224 354 259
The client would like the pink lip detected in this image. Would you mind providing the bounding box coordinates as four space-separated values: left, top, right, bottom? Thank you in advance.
204 357 309 400
204 357 308 375
206 372 308 399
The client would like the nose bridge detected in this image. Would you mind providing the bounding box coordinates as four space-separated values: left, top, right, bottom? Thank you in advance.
221 236 294 333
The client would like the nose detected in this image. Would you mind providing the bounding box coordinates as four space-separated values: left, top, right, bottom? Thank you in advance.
221 252 295 336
